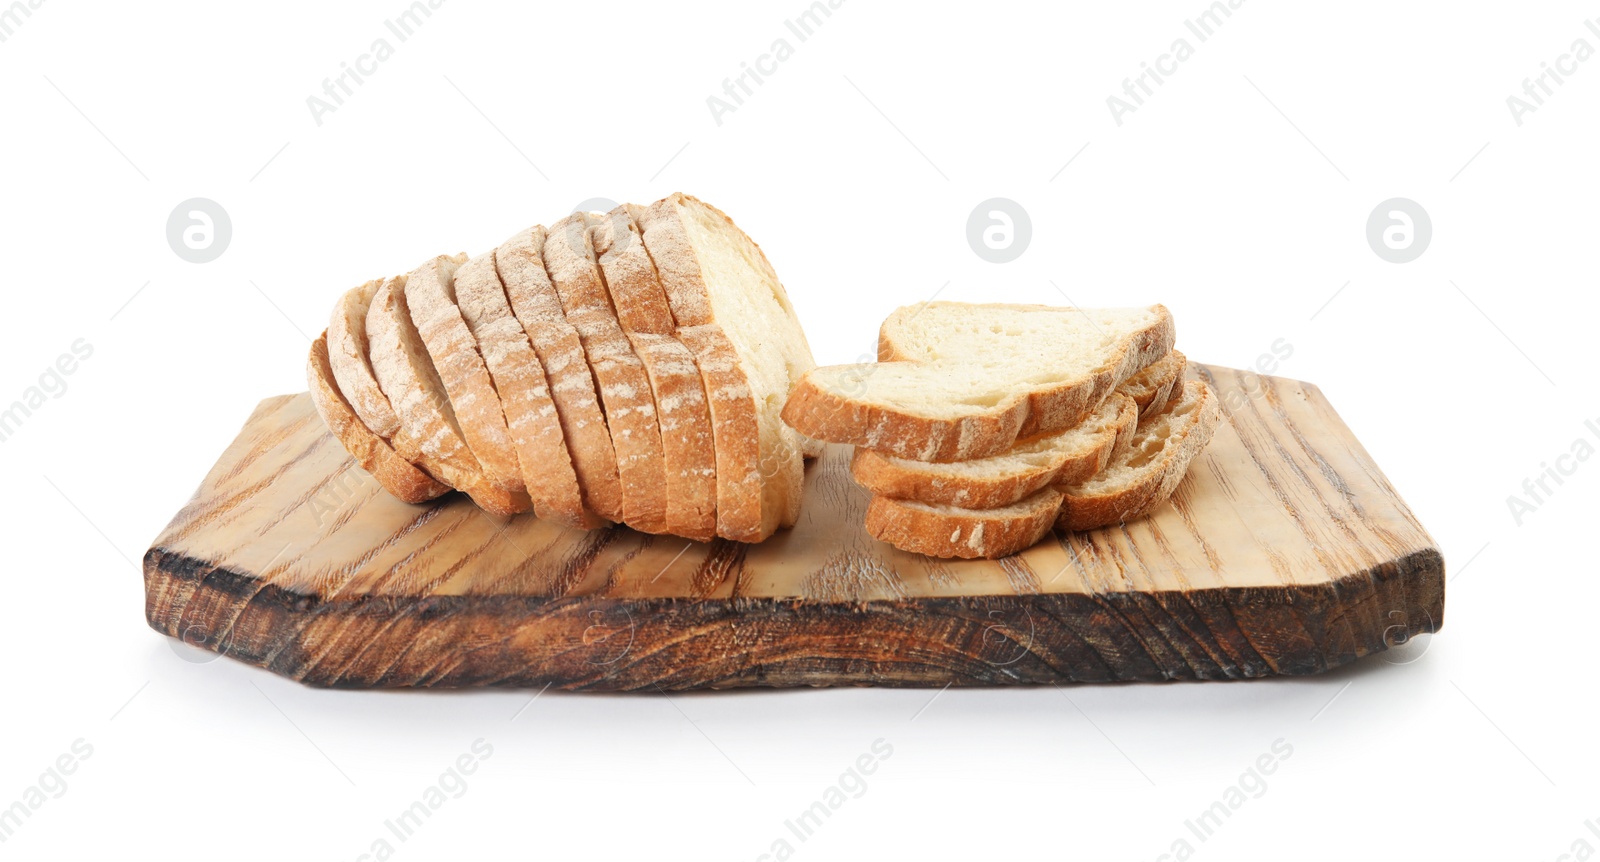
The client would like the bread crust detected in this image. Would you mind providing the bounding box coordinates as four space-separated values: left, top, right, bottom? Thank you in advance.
543 213 668 534
1121 349 1186 416
635 193 801 542
1057 378 1222 531
592 207 718 541
497 226 625 524
406 253 525 495
454 248 604 529
782 304 1175 462
851 394 1137 509
366 272 529 517
307 332 449 504
864 488 1063 560
327 278 401 438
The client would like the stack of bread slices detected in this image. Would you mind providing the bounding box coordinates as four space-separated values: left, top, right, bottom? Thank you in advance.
307 193 819 543
780 303 1223 559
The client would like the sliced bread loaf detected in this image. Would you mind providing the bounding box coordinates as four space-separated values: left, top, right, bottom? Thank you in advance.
496 226 625 523
785 303 1174 462
865 487 1064 560
1121 349 1186 416
453 248 603 529
366 271 530 517
591 207 718 542
308 332 449 504
634 193 816 542
406 253 525 495
543 213 669 534
327 278 402 438
1057 377 1222 531
851 392 1138 510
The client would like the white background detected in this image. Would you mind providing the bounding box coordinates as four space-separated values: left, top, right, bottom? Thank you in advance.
1 0 1595 859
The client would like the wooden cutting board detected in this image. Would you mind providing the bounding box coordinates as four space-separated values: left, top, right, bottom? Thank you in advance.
142 365 1444 690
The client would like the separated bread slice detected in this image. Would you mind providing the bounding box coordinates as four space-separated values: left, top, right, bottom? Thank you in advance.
1057 377 1222 531
327 278 402 438
1120 349 1185 416
633 193 817 542
453 248 603 529
543 213 669 534
785 303 1175 462
865 487 1063 560
406 253 525 495
497 227 624 524
591 207 718 542
367 272 530 517
852 392 1138 510
308 332 449 504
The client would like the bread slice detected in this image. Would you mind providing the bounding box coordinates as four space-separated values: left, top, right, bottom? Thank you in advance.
634 193 816 542
1057 377 1222 531
591 207 718 542
308 332 449 504
543 213 669 534
784 303 1174 462
405 253 525 495
326 278 402 438
865 487 1063 560
453 248 603 529
497 227 624 523
1121 349 1185 416
851 392 1138 510
366 272 530 517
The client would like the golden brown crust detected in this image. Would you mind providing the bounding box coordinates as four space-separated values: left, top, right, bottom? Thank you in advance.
864 489 1063 560
497 226 625 524
850 394 1137 509
1057 379 1222 531
454 249 605 529
782 305 1175 462
544 213 668 534
593 207 717 541
1122 349 1186 416
307 333 450 504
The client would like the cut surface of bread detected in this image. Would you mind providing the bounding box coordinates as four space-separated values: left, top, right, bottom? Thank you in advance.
852 392 1138 510
635 193 816 542
308 332 449 504
592 207 717 541
784 303 1174 462
865 487 1063 560
366 271 529 517
543 213 668 534
1121 349 1186 416
327 278 401 438
1057 377 1222 532
406 253 525 496
497 226 624 524
453 248 602 529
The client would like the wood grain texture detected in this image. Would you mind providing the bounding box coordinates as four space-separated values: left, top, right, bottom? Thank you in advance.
143 365 1445 690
